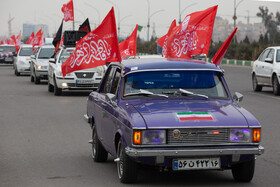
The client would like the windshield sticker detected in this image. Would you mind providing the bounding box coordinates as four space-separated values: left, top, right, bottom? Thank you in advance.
176 112 214 121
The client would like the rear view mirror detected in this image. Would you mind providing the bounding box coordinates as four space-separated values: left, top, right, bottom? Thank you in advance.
49 58 55 64
233 92 243 103
265 58 273 63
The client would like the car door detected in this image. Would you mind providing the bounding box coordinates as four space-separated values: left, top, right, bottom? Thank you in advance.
100 67 122 154
262 49 275 85
94 66 116 150
256 49 271 84
48 48 61 85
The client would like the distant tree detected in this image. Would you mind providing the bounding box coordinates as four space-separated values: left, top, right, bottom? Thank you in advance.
243 36 250 44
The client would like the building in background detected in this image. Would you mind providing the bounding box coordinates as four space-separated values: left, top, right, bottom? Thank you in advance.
23 23 49 38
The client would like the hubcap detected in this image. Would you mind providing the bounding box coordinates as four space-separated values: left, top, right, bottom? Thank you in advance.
117 142 123 179
92 131 96 158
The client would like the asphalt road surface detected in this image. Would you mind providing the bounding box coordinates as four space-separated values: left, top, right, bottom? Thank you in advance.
1 64 280 186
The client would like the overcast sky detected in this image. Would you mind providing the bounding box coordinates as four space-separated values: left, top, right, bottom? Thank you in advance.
1 0 280 39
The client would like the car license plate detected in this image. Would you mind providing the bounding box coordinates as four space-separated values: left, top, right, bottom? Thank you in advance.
76 79 94 84
173 157 220 170
5 57 13 61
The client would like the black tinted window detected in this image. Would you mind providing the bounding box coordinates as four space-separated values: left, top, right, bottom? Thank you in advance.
102 67 115 93
110 69 121 95
277 50 280 62
0 46 16 52
267 49 274 62
38 48 55 59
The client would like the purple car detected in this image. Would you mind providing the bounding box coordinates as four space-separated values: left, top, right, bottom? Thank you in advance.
84 58 264 183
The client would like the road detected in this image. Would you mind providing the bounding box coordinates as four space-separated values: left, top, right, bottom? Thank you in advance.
0 64 279 186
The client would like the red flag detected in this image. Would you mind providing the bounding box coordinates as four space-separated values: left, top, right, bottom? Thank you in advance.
166 5 218 59
156 19 177 57
7 35 16 45
212 27 237 66
61 0 74 22
32 28 44 51
61 7 121 77
119 24 138 57
0 36 6 45
26 32 34 44
15 31 21 53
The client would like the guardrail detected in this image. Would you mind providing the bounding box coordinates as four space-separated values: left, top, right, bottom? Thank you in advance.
207 58 253 67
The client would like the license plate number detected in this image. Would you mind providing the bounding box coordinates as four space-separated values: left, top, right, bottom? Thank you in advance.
173 157 220 170
76 79 94 84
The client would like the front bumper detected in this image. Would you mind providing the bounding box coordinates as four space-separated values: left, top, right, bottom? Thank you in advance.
56 77 101 90
18 64 30 73
35 70 48 79
126 146 264 158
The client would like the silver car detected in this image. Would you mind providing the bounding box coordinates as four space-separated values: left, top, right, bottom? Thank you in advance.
14 45 33 76
30 45 55 84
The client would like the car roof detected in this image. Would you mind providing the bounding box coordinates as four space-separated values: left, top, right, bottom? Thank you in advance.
267 46 280 49
111 58 221 74
39 45 55 49
20 44 32 48
0 44 15 47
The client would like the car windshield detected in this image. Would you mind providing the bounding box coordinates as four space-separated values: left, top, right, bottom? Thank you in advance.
59 49 75 63
19 47 33 56
277 50 280 62
38 48 55 59
0 46 16 52
123 70 229 99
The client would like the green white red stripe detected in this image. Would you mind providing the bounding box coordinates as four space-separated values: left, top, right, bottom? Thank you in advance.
176 112 214 121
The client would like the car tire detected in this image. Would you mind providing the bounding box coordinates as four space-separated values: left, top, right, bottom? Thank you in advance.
117 139 138 183
48 81 54 92
15 69 20 76
252 74 262 92
92 126 108 162
53 77 62 96
273 75 280 95
34 75 40 84
232 159 255 182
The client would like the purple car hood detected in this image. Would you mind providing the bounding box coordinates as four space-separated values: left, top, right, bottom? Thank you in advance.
131 99 250 128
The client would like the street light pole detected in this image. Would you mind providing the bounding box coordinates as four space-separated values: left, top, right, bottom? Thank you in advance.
233 0 244 43
146 0 164 41
178 1 197 24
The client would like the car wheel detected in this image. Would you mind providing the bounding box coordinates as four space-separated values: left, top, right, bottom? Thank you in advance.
252 74 262 92
117 139 138 183
15 69 20 76
48 81 54 92
53 77 62 96
34 75 40 84
232 159 255 182
92 126 108 162
273 75 280 95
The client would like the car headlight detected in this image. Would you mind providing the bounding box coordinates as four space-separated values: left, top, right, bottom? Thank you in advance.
229 128 250 143
133 130 166 145
36 65 48 70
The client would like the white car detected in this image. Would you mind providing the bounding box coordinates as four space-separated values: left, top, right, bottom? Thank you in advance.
48 46 106 96
30 45 55 84
14 44 33 76
252 46 280 95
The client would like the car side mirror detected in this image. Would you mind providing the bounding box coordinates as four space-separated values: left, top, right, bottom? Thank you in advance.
105 93 116 103
265 58 273 63
30 55 35 59
49 58 55 64
233 92 243 103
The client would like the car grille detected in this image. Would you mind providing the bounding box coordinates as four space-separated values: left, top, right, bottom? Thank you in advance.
167 128 229 145
75 72 94 79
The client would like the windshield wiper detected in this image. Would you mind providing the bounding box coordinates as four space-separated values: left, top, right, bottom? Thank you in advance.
124 89 168 98
179 88 208 99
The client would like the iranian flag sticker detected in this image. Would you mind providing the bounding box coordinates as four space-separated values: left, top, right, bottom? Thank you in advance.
176 112 214 121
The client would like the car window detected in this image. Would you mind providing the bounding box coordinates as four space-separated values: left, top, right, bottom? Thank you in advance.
19 47 33 56
266 49 274 62
59 49 75 63
0 46 16 52
259 49 271 62
276 50 280 62
110 68 121 95
38 48 55 59
101 67 115 93
123 70 228 99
